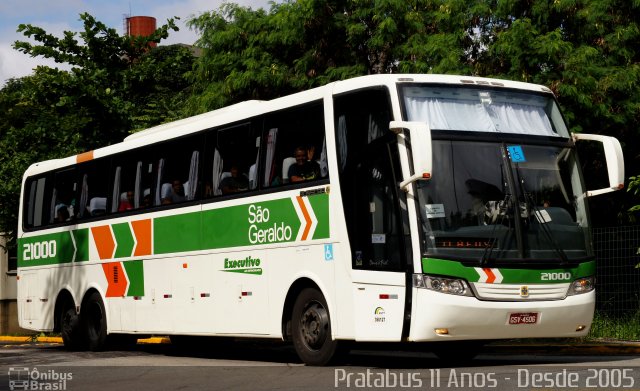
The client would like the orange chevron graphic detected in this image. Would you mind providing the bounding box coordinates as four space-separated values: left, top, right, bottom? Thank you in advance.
102 262 128 297
91 225 115 260
131 219 152 256
296 196 312 240
483 268 496 283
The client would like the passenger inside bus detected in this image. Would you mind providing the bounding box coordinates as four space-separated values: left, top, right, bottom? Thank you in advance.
141 190 152 208
55 204 70 222
288 146 321 183
118 191 135 211
162 180 186 204
219 165 249 194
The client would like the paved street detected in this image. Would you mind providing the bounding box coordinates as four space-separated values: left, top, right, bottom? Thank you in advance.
1 340 639 390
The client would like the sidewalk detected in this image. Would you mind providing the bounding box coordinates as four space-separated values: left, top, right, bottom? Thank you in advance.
2 335 639 355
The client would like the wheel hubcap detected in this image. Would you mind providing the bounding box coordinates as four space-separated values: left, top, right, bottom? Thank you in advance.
300 302 329 350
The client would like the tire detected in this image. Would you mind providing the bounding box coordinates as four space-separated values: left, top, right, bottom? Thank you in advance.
82 291 108 351
291 287 338 366
59 300 83 350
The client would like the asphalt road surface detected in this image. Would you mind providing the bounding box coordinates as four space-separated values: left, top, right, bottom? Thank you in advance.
1 340 639 390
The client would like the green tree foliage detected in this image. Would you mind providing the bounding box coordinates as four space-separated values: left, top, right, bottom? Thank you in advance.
185 0 489 112
0 13 194 245
187 0 639 224
13 13 194 141
188 0 639 138
186 1 359 112
478 0 640 224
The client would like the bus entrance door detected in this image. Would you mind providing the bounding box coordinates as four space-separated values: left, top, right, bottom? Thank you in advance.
345 140 410 341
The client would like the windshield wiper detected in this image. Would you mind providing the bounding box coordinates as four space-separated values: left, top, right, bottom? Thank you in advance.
512 164 570 266
479 193 511 266
501 144 525 259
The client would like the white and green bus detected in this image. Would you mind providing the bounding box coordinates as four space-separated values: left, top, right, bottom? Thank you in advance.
17 74 624 365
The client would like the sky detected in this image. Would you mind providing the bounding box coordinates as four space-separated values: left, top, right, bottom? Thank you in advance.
0 0 272 86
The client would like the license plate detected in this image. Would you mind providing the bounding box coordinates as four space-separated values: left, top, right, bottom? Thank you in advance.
508 312 538 325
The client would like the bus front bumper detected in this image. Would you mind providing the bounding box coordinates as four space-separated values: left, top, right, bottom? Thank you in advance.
408 289 595 341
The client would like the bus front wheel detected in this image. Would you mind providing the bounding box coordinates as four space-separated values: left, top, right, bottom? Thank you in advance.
291 288 338 366
82 291 107 351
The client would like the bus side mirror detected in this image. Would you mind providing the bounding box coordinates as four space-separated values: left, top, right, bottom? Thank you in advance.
389 121 433 191
572 133 625 197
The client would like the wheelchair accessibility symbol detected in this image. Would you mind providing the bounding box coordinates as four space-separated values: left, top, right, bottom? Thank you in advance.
324 244 334 261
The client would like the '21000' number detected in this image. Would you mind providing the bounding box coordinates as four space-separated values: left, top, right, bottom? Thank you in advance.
23 240 57 261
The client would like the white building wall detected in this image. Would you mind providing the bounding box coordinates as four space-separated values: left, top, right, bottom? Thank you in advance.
0 235 17 300
1 234 24 334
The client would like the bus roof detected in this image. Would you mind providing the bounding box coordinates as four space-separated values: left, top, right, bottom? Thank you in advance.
22 74 554 178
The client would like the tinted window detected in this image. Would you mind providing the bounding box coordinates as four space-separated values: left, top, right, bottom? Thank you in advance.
204 123 258 197
52 168 78 223
24 176 52 228
262 102 328 188
156 136 202 205
111 149 153 212
77 160 110 219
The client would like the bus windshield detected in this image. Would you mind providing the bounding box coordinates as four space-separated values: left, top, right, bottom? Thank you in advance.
400 85 591 264
401 85 570 138
414 140 592 264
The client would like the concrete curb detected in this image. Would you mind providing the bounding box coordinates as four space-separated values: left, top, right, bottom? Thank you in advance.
0 336 63 343
137 337 171 344
0 336 171 344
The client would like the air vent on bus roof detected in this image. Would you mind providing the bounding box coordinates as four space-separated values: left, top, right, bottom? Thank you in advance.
460 79 505 87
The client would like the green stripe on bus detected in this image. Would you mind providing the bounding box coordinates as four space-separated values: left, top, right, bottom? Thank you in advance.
123 260 144 296
19 194 330 266
308 193 329 240
154 198 307 254
19 231 75 267
202 204 253 249
154 211 202 254
421 258 596 283
72 228 90 262
113 223 135 258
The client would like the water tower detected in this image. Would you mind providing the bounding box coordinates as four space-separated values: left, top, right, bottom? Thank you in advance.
125 16 157 47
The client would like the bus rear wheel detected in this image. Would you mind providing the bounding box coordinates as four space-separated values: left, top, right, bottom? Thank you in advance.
59 301 83 350
82 291 107 351
291 288 338 366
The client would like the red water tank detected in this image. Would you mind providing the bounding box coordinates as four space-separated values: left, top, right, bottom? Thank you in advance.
127 16 157 47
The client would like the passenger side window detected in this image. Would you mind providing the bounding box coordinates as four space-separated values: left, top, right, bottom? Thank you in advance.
111 149 155 213
204 123 258 197
52 168 78 223
77 160 110 219
156 136 202 205
262 102 328 188
24 176 52 228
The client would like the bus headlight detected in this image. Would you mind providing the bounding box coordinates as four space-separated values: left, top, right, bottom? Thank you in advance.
568 276 595 295
413 274 473 296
